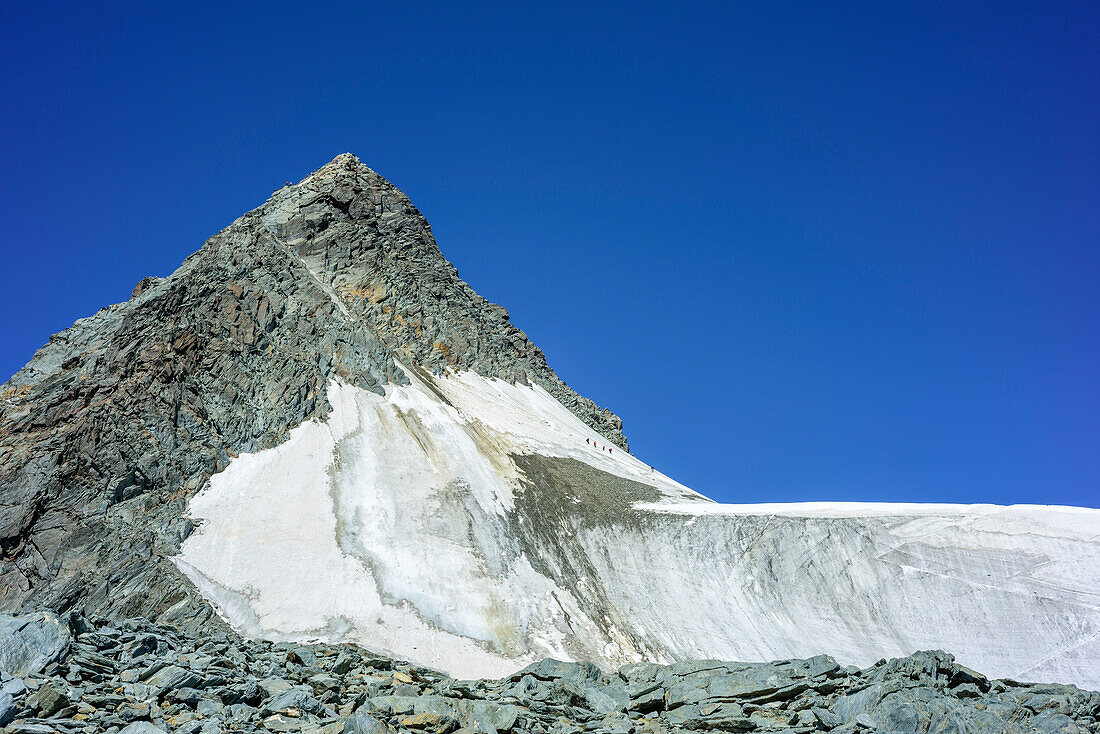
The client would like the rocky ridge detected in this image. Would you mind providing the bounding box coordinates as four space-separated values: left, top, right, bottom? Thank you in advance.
2 611 1098 734
0 154 625 627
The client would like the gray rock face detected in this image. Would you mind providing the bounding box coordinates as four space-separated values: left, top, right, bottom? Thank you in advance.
0 154 626 628
0 614 1093 734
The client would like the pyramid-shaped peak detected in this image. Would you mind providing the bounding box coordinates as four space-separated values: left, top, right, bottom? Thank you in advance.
0 151 632 635
238 156 628 451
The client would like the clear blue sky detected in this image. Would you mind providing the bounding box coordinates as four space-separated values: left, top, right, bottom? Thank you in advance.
2 2 1097 507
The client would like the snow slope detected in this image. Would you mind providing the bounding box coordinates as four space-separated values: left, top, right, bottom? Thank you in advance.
176 367 1100 687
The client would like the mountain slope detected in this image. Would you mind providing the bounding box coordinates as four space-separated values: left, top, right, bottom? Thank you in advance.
0 154 625 629
2 155 1098 690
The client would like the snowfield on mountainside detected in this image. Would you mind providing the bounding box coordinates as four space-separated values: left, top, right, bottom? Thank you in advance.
176 363 1100 686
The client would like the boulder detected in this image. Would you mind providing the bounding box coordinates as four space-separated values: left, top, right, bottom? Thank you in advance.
26 681 69 716
0 612 71 677
345 712 396 734
0 691 16 727
119 724 169 734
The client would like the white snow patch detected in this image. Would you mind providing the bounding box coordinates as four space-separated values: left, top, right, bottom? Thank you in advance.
176 370 667 678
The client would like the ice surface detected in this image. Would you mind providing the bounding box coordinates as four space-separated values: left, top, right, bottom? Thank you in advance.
176 368 1100 686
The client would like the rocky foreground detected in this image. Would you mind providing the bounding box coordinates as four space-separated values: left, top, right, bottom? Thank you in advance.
1 612 1096 734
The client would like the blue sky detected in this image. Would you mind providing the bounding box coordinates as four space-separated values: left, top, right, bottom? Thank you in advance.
1 1 1097 506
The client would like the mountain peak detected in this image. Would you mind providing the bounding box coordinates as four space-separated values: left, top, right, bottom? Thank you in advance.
0 153 627 629
4 157 1098 690
243 157 629 445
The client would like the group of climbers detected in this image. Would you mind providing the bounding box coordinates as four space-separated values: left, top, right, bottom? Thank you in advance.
585 437 613 455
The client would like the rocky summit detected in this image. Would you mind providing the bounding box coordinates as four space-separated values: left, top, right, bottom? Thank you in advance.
1 154 1098 732
1 610 1099 734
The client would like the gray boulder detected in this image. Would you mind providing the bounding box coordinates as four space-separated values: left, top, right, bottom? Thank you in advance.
465 701 521 732
144 664 203 693
258 676 295 698
345 712 396 734
119 724 169 734
513 659 603 685
262 686 324 716
0 691 15 727
26 681 69 716
0 612 70 676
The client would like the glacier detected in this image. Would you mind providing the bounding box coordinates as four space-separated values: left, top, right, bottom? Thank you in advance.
175 363 1100 687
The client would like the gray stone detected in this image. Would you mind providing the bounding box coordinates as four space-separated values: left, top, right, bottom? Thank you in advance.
119 724 169 734
166 686 205 704
287 646 318 667
310 673 343 691
27 681 69 716
262 686 324 716
1030 711 1085 733
794 709 816 726
699 702 753 731
598 712 633 734
948 664 990 692
853 713 877 729
259 677 296 699
263 714 306 732
0 691 15 726
666 701 753 731
400 710 457 732
873 691 930 732
465 701 521 732
583 684 629 714
514 660 603 685
367 694 420 715
812 706 842 728
1 678 25 695
627 687 664 713
748 707 792 729
144 664 203 693
331 650 356 675
833 683 886 723
0 614 1088 734
953 682 983 698
0 612 71 676
344 712 396 734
